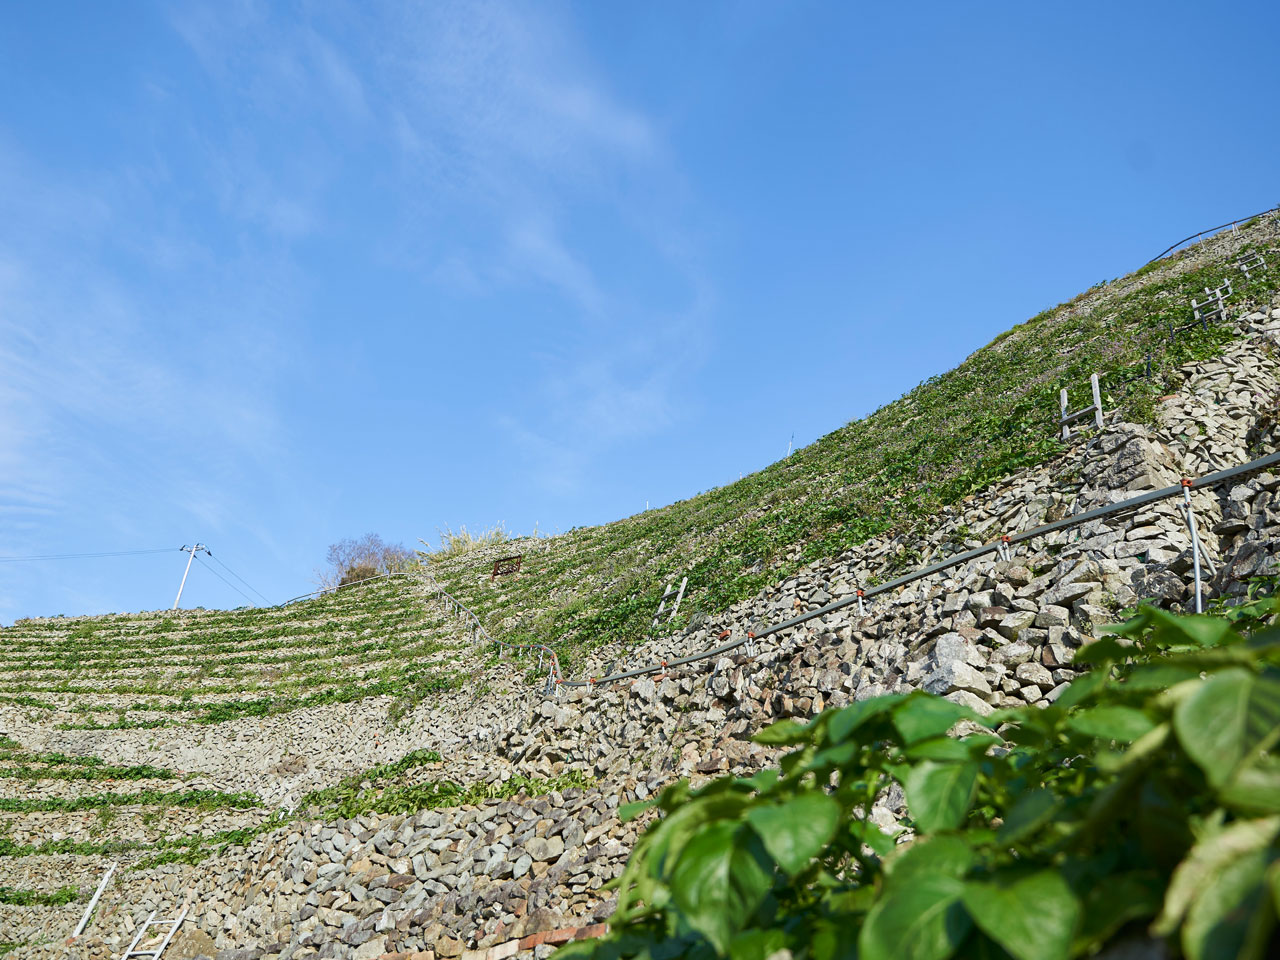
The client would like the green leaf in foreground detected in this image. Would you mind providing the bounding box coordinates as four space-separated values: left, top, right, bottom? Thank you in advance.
860 873 970 960
996 787 1058 845
827 695 904 744
669 822 773 953
1073 872 1165 954
902 760 979 832
1180 846 1278 960
619 798 657 823
745 791 839 876
1173 669 1280 788
891 694 978 745
1155 816 1280 942
961 870 1080 960
885 835 974 887
1065 704 1156 743
752 718 810 746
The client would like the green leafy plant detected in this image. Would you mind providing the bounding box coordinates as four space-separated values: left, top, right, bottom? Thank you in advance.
0 787 260 814
564 599 1280 960
0 885 79 906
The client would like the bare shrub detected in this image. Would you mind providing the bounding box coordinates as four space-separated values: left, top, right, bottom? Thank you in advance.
317 533 414 590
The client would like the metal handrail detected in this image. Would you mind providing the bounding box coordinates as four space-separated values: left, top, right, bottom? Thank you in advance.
1146 205 1279 265
557 448 1280 688
425 574 565 689
279 452 1280 694
274 451 1280 693
276 571 412 607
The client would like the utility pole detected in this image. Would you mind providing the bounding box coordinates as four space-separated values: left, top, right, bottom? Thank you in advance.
173 544 208 610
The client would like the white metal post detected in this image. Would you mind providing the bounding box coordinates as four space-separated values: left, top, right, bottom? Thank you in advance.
72 862 116 938
172 544 205 610
1181 485 1204 614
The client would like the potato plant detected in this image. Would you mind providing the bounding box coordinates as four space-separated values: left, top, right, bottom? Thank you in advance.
565 597 1280 960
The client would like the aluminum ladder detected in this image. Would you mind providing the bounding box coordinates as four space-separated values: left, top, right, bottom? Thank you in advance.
650 576 688 632
121 905 188 960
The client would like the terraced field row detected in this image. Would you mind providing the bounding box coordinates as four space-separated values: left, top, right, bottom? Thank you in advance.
0 731 588 954
0 739 268 942
0 579 484 729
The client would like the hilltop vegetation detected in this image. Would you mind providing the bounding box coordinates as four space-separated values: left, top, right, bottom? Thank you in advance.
430 216 1280 672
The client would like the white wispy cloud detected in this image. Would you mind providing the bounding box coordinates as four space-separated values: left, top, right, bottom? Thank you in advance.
361 1 710 490
0 140 292 563
0 0 716 624
504 218 608 318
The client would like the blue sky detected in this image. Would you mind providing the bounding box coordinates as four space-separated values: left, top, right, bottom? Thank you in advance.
2 1 1277 621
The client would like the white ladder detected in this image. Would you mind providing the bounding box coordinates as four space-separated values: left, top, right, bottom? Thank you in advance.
72 862 117 938
650 577 688 632
1058 373 1104 442
1190 280 1232 325
121 905 188 960
1236 252 1265 279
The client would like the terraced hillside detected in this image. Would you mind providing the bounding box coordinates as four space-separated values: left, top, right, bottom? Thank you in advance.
0 580 509 955
430 213 1280 671
0 212 1277 959
0 579 460 731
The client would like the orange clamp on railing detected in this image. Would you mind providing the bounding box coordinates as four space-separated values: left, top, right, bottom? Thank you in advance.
1181 478 1194 488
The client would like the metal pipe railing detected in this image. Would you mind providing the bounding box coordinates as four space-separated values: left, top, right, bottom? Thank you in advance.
276 571 411 608
285 450 1278 694
425 575 566 692
1146 205 1279 265
557 447 1280 688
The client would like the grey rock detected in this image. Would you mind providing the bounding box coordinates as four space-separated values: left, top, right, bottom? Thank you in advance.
525 836 565 862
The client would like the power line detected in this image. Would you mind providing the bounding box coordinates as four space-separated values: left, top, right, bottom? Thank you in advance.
205 552 270 604
194 555 256 606
0 547 178 564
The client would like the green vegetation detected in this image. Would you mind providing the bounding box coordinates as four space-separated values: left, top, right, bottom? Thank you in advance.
54 668 458 730
0 788 261 814
564 596 1280 960
0 745 586 871
0 762 176 782
135 757 588 867
0 836 138 858
431 222 1280 674
0 578 464 726
0 886 79 907
314 771 593 820
0 741 178 782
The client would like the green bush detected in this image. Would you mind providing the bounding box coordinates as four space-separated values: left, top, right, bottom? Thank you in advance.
565 597 1280 960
